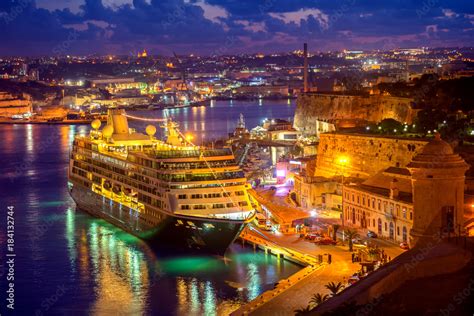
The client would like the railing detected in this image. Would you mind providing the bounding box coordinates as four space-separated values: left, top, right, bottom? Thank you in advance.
149 148 233 159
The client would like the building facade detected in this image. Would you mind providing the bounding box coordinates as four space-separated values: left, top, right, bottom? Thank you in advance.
343 167 414 243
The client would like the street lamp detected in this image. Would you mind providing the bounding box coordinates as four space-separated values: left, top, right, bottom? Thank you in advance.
337 156 350 240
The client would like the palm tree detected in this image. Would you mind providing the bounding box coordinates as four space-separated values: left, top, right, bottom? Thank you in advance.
344 228 360 252
325 281 344 297
294 305 313 315
310 293 329 307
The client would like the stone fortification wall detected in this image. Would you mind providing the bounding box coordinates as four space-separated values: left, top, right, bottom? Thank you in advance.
294 93 416 134
315 133 427 178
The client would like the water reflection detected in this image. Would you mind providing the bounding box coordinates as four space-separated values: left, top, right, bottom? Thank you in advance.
0 100 300 315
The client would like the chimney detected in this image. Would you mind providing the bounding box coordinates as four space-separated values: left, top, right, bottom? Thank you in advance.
389 178 399 199
303 43 308 93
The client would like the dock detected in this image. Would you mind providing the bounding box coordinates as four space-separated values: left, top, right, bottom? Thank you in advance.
231 228 325 315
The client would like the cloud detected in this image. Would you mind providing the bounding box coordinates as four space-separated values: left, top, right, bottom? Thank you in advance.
269 8 329 29
0 0 473 55
187 0 229 24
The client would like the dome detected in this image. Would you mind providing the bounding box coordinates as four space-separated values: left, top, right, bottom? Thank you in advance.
421 133 453 155
408 133 468 170
102 125 114 138
91 119 101 130
145 125 156 137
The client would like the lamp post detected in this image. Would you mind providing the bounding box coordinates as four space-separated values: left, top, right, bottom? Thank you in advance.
337 156 349 241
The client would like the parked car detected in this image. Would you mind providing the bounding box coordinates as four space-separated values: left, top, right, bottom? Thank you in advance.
305 233 318 241
400 242 410 250
367 230 378 238
352 237 364 244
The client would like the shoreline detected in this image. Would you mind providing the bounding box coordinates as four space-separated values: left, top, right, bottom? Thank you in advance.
231 229 324 315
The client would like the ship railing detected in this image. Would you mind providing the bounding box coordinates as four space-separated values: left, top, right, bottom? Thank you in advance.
148 148 233 159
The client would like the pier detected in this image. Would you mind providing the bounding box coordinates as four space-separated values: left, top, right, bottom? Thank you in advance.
232 227 324 316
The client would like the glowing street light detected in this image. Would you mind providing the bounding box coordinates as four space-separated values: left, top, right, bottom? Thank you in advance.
338 156 349 166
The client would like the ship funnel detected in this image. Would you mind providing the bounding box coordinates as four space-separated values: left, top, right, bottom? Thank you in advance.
107 109 129 135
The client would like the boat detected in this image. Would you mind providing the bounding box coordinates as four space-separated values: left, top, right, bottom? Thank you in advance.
68 109 255 255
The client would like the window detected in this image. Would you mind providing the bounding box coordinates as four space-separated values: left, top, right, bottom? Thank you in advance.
178 194 187 199
238 201 248 207
181 205 190 210
378 200 381 210
384 222 387 231
397 226 400 235
410 212 413 220
402 207 407 219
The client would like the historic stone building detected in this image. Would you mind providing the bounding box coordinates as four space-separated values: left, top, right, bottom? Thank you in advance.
407 134 469 246
343 135 470 246
343 167 414 243
294 93 417 134
315 133 428 178
0 92 33 117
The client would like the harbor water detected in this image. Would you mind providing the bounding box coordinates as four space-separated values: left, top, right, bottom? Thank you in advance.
0 100 299 315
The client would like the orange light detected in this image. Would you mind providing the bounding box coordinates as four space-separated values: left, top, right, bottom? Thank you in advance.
338 156 349 165
185 134 194 142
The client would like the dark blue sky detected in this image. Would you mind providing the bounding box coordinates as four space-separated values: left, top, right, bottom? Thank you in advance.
0 0 473 56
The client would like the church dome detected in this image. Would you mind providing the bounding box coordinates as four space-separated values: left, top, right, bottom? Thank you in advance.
421 133 453 155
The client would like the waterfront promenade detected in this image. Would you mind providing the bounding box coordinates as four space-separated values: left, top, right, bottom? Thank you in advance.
231 187 405 315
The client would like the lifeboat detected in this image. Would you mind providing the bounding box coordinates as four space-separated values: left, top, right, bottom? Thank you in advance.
103 180 112 190
112 185 121 194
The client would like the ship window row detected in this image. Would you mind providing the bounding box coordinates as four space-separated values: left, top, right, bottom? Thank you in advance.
161 171 245 182
170 182 246 189
74 160 166 200
180 201 248 210
147 148 233 159
151 160 237 170
178 191 244 199
87 157 244 183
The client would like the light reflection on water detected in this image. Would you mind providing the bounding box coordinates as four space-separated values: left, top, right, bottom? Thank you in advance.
0 100 300 315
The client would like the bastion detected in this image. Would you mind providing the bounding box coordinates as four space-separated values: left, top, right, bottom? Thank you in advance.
294 93 417 134
315 133 428 179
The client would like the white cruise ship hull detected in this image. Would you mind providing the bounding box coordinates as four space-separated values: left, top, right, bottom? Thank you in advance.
69 183 247 255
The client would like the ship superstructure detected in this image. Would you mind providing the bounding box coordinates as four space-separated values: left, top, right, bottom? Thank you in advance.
68 109 255 254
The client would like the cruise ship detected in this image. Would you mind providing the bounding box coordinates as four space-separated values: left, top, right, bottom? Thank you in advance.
68 109 255 255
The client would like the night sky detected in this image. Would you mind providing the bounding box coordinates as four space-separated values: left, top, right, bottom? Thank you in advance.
0 0 473 56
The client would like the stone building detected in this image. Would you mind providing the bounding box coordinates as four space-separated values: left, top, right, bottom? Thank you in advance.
343 167 414 243
294 93 417 134
343 135 471 246
0 92 33 117
407 133 469 246
315 133 428 178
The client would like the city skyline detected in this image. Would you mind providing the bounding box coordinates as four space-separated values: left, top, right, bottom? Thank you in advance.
0 0 473 56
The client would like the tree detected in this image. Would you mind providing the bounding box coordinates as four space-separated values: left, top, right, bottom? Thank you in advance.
379 118 403 134
344 228 360 252
415 109 445 133
325 281 344 297
294 305 313 315
310 293 329 307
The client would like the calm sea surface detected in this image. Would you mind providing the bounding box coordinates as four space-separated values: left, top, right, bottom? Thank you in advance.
0 100 299 315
